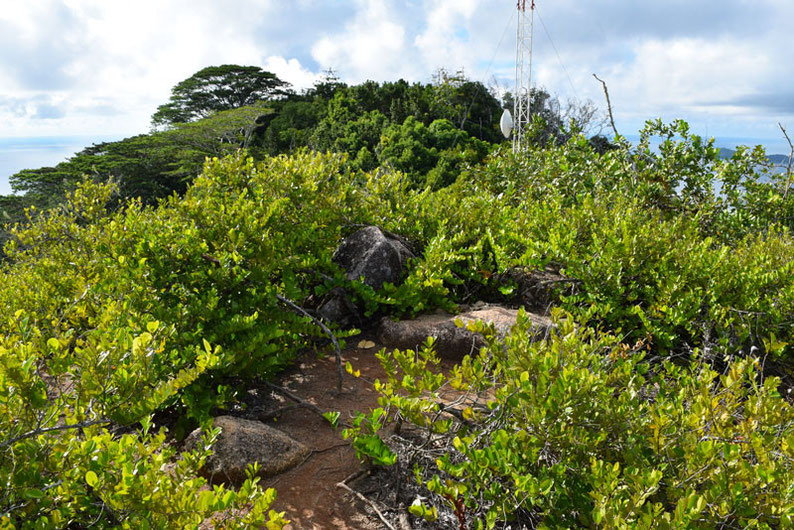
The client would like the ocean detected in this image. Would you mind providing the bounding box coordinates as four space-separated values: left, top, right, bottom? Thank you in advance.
0 136 122 195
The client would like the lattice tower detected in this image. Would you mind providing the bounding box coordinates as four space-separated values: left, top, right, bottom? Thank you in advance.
513 0 535 152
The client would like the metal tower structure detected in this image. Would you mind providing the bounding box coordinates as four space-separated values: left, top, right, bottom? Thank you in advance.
512 0 535 152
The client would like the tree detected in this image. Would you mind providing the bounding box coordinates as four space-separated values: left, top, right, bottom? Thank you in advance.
377 117 490 188
151 65 289 127
8 104 273 209
305 68 347 101
429 68 503 143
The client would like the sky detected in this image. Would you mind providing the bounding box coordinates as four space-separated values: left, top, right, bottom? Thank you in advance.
1 0 793 152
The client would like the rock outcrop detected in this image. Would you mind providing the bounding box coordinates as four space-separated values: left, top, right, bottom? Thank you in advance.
378 306 553 360
185 415 310 485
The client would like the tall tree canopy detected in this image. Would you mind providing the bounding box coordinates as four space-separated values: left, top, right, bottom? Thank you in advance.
151 65 289 127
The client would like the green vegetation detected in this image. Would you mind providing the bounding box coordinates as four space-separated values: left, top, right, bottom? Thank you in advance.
151 65 289 127
2 64 794 528
0 66 561 218
342 120 794 527
349 314 794 528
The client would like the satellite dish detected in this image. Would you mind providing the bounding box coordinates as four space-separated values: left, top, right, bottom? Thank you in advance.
500 109 513 138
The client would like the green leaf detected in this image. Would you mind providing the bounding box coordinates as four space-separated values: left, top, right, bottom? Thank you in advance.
323 411 341 429
352 435 397 466
498 285 515 295
409 499 438 522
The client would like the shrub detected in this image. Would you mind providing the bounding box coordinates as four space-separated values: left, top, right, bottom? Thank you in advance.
347 312 794 528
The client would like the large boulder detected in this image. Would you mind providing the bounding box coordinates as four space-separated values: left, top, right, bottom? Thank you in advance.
333 226 415 290
319 226 415 325
378 306 553 360
185 416 310 485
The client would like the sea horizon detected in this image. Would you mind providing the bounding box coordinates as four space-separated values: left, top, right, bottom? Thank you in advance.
0 135 124 195
0 133 791 196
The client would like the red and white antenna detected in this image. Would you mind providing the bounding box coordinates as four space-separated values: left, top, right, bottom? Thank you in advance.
501 0 535 152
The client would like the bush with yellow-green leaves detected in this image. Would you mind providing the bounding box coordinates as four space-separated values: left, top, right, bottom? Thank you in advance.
3 117 794 527
347 312 794 528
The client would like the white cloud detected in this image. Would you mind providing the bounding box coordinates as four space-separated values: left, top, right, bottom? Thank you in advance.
619 38 769 113
311 0 414 83
263 56 320 91
0 0 792 145
413 0 480 75
0 0 278 137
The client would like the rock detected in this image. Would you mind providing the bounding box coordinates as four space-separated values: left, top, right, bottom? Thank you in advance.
317 290 357 327
503 267 575 313
378 306 553 360
185 416 310 485
333 226 414 290
319 226 415 325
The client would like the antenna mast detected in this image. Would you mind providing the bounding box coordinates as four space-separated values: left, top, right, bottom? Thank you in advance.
513 0 535 152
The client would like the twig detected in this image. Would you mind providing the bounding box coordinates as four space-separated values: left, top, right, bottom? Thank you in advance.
265 382 328 419
538 277 582 286
276 294 344 393
0 418 111 449
337 481 396 530
397 507 413 530
257 403 311 421
593 74 619 137
779 123 794 202
201 253 221 267
313 442 350 454
340 468 368 486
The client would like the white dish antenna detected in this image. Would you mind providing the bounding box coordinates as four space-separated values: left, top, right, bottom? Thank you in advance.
500 109 513 138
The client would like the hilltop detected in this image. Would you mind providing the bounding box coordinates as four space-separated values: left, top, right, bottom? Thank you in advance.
2 66 794 528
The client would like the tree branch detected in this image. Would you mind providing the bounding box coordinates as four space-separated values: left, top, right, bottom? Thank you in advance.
264 382 329 420
0 418 111 449
337 481 397 530
276 294 344 393
593 74 619 137
779 123 794 202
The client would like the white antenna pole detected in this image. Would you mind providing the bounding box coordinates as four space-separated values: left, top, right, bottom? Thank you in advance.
513 0 535 153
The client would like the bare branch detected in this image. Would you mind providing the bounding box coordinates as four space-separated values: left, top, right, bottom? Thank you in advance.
779 123 794 202
264 382 330 420
593 74 619 137
337 481 397 530
276 294 344 393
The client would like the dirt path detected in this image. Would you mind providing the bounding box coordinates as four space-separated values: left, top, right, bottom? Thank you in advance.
244 338 391 529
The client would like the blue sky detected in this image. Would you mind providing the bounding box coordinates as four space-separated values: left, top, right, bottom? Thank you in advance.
1 0 793 148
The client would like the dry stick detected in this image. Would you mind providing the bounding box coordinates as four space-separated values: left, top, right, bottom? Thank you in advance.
397 508 413 530
779 123 794 202
340 468 369 486
275 294 344 393
336 481 397 530
593 73 619 137
265 382 328 419
258 403 315 422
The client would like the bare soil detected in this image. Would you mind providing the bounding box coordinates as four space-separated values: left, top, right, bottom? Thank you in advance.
242 336 392 529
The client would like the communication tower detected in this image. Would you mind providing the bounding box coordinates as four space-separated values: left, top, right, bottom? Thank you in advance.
500 1 535 153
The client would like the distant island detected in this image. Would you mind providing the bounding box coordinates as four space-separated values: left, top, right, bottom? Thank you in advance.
717 146 791 169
